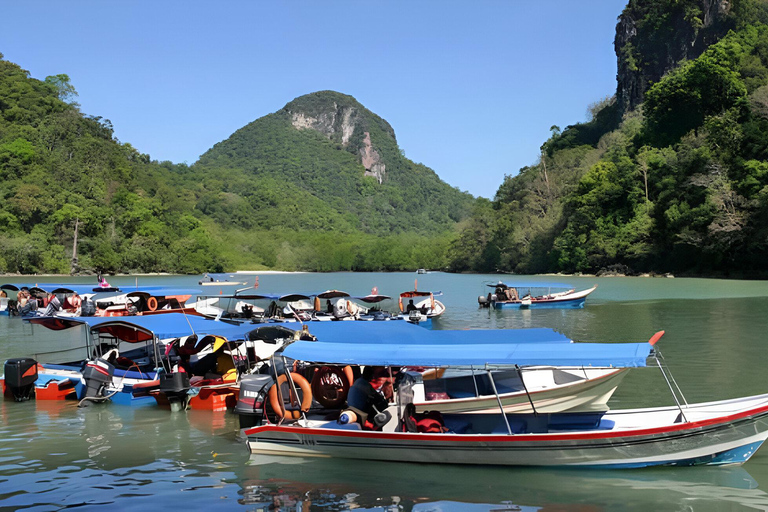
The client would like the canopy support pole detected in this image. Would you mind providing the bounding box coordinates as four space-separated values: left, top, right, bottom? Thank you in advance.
516 364 538 417
656 351 687 423
487 369 513 435
470 365 480 397
281 356 307 423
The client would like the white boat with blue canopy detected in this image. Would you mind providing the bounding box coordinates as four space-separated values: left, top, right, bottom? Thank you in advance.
244 332 768 468
479 281 597 309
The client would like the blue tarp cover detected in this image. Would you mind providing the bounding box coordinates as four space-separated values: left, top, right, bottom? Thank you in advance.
280 339 653 368
290 321 572 345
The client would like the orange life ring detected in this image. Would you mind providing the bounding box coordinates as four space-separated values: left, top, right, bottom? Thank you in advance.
268 372 313 420
311 365 354 408
146 297 158 311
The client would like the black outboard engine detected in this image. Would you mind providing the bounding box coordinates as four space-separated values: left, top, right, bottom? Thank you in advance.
235 374 274 428
80 358 115 406
4 358 38 401
159 371 191 412
81 298 96 317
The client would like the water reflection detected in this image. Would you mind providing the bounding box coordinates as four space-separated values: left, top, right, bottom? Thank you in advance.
240 455 768 511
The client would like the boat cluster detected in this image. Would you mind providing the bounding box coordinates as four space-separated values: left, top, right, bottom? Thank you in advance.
3 278 768 468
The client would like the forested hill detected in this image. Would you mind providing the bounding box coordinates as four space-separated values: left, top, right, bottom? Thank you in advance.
449 0 768 277
193 91 474 235
0 57 474 274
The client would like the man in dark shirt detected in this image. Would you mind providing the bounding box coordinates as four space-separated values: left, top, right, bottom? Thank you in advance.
346 366 390 427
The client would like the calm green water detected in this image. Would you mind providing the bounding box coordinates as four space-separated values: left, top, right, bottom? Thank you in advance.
3 272 768 511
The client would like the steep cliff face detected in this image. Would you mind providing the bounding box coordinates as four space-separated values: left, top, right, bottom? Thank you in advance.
615 0 734 113
284 91 394 183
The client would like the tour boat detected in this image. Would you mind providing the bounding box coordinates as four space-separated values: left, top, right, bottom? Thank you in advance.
479 282 597 309
397 283 445 327
242 331 768 467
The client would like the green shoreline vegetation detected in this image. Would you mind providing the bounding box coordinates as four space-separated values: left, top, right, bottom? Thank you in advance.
2 0 768 277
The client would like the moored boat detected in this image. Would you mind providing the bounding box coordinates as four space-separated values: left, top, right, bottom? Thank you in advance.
479 281 597 309
398 282 445 327
242 331 768 467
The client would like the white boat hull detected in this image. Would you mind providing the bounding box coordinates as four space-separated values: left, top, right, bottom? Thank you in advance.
245 393 768 467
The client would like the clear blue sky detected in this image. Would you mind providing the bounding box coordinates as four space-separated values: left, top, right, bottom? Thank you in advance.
0 1 625 198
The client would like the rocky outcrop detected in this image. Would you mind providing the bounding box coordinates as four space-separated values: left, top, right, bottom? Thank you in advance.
360 132 385 183
287 92 391 183
615 0 733 113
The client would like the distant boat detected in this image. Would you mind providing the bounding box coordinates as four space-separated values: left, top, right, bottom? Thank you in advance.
416 269 427 274
199 273 247 286
478 282 597 309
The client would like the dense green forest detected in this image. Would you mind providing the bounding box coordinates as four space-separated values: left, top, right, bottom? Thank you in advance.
0 59 471 274
449 0 768 276
5 0 768 277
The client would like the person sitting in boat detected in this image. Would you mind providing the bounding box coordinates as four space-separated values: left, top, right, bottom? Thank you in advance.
17 287 35 316
97 273 110 289
505 287 519 301
346 366 391 429
406 299 417 313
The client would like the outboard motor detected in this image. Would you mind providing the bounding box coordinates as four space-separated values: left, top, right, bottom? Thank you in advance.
80 358 115 406
235 374 274 428
159 371 191 412
80 298 96 317
477 294 489 307
4 358 38 401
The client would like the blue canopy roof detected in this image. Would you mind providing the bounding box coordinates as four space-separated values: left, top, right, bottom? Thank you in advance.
124 287 202 297
1 283 122 294
280 340 653 368
28 313 259 341
28 313 574 347
488 281 575 289
292 321 572 345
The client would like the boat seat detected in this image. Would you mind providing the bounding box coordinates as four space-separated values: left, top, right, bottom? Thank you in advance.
319 421 362 430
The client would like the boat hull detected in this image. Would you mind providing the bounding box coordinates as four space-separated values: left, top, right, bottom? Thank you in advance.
245 394 768 468
493 297 587 309
492 286 596 310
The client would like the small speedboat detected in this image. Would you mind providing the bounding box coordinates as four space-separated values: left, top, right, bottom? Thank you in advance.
398 283 445 327
199 273 247 286
479 282 597 309
242 331 768 468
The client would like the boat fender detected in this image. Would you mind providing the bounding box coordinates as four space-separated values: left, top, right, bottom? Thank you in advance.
146 297 158 311
268 372 312 420
338 409 357 424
